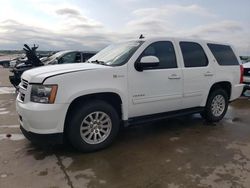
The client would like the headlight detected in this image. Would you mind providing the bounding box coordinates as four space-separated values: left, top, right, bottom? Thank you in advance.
31 85 58 104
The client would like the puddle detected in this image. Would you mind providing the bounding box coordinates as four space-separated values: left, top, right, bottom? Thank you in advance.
0 134 25 141
0 87 16 94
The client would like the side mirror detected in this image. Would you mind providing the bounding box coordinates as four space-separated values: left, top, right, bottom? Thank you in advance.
136 56 159 71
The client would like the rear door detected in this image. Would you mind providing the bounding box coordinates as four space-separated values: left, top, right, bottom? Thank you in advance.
177 40 215 108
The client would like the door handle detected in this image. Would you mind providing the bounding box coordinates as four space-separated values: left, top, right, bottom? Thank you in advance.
168 74 181 79
204 71 214 76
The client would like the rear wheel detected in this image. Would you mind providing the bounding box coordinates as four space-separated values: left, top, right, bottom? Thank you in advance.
201 89 228 122
67 100 120 152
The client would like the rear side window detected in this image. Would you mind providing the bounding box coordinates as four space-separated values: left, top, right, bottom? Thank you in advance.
207 44 239 66
82 53 95 62
180 42 208 67
139 41 177 69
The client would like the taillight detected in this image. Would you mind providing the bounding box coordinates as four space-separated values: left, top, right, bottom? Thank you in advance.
240 64 244 84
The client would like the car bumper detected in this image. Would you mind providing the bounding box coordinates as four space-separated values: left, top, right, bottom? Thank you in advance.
230 84 245 101
16 100 69 141
20 125 63 144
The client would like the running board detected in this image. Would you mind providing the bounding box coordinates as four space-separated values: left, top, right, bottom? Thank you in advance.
125 107 204 126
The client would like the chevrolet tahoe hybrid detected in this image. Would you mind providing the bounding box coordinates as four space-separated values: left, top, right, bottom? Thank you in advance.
16 37 244 152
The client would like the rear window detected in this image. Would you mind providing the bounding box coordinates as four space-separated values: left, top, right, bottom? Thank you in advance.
180 42 208 67
207 44 239 66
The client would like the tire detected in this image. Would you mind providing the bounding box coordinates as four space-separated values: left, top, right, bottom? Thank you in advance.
67 100 120 152
201 89 229 122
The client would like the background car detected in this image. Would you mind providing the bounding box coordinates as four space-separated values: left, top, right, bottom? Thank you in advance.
0 60 10 68
42 50 96 65
9 48 96 88
242 61 250 94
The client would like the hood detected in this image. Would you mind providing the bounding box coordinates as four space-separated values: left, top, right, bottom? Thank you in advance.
16 62 32 68
22 63 109 83
243 62 250 69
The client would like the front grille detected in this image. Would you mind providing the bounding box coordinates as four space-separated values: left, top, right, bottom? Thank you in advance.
21 79 29 90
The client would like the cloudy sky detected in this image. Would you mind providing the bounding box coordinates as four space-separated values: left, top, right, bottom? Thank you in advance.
0 0 249 55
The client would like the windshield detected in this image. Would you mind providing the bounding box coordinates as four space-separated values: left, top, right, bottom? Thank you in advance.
88 41 143 66
43 51 66 64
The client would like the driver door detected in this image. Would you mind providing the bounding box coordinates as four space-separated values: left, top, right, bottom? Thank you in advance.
128 40 183 118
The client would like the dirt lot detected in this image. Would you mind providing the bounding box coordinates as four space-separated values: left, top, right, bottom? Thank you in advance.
1 67 250 188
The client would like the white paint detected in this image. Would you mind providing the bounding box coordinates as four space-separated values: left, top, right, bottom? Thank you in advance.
176 148 184 153
0 87 16 94
0 111 10 115
165 159 171 163
99 180 106 184
168 183 180 188
170 137 180 141
0 134 25 141
0 174 7 178
0 125 19 128
16 38 243 137
61 156 73 169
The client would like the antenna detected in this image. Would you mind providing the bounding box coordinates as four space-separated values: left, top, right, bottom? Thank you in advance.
139 34 145 39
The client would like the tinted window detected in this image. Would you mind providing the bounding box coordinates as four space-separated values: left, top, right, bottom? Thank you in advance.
180 42 208 67
75 52 81 62
59 52 77 64
207 43 239 65
82 53 95 62
139 41 177 69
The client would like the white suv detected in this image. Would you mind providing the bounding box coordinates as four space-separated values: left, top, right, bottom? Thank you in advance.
16 37 244 152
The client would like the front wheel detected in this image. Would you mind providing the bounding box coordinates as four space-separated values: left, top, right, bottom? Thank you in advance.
67 100 120 152
201 89 229 122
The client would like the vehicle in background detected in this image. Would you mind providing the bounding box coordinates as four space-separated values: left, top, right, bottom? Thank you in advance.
16 37 244 152
0 60 10 68
41 50 96 65
242 61 250 94
9 55 27 68
9 45 96 88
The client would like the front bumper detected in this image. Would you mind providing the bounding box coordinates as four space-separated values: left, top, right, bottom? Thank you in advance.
20 125 63 144
16 100 69 137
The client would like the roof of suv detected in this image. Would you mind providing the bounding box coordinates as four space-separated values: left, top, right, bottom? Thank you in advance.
134 37 231 46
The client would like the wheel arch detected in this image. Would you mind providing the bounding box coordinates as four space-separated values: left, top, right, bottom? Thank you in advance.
64 92 124 133
202 81 232 106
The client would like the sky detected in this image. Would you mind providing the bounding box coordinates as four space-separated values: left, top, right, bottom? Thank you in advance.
0 0 249 55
